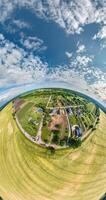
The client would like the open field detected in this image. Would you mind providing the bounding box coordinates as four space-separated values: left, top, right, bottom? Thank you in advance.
0 103 106 199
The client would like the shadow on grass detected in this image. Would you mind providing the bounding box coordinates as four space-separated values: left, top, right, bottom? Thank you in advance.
99 193 106 200
46 139 82 157
68 138 82 149
0 197 4 200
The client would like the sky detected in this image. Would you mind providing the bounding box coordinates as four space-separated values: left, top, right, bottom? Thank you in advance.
0 0 106 105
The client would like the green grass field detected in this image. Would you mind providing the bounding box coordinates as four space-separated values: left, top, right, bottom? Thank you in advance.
0 103 106 200
16 102 38 137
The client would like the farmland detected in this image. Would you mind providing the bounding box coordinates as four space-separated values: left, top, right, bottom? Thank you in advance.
0 100 106 200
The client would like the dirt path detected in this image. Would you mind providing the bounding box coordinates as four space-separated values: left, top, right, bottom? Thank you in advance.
35 115 44 144
46 95 52 108
47 105 84 109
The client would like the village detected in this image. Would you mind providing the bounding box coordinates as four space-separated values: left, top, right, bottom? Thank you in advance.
12 89 99 148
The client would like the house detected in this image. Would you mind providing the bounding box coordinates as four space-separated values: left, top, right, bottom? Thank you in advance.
57 109 60 115
76 108 82 116
72 125 82 137
66 107 73 115
50 108 57 116
28 117 32 122
28 117 39 126
36 107 43 113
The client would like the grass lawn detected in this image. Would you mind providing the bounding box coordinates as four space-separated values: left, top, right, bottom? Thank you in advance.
17 102 39 137
87 102 96 113
21 95 49 107
0 103 106 200
17 102 34 120
42 126 51 143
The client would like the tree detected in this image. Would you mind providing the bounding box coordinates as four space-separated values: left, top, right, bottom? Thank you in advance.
52 131 59 144
0 197 4 200
47 146 55 155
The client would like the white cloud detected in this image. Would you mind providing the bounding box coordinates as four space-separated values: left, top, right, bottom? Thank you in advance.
0 32 106 104
75 55 92 67
0 33 5 40
65 51 73 59
65 47 106 85
20 35 47 52
93 26 106 40
13 19 30 29
0 0 14 23
100 40 106 50
0 0 106 35
92 81 106 104
93 25 106 49
4 19 30 33
77 44 86 54
0 84 37 105
0 34 48 87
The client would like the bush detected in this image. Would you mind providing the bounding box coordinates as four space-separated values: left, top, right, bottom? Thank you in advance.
46 146 55 155
89 124 93 129
52 132 59 144
60 140 66 146
68 138 81 148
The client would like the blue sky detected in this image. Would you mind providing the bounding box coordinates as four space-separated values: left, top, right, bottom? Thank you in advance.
0 0 106 104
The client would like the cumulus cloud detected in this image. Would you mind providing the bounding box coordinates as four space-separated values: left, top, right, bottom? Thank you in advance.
0 32 106 104
0 33 48 87
77 44 86 54
92 81 106 104
0 0 106 35
20 34 47 52
65 51 73 59
13 19 30 29
93 25 106 49
65 47 106 85
93 26 106 40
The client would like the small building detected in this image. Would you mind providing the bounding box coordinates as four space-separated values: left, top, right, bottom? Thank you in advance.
36 107 43 113
72 125 82 137
28 117 32 122
66 107 73 115
57 109 60 115
28 117 39 126
50 108 57 116
77 108 82 116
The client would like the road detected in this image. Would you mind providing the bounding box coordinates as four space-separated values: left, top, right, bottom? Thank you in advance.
46 105 84 109
64 107 72 140
46 95 52 108
35 115 45 144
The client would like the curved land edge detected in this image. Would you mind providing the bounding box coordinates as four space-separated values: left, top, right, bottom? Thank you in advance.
0 103 106 200
0 88 106 113
12 89 100 148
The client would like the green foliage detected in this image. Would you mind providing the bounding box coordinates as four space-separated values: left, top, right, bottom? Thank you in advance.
52 131 59 144
68 138 82 148
46 146 55 155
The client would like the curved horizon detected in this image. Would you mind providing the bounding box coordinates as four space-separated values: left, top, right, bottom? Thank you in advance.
1 81 106 114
